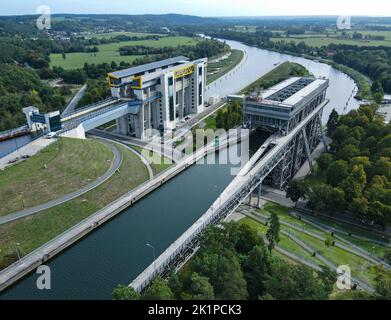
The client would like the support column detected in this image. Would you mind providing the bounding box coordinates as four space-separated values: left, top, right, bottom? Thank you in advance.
302 128 314 175
148 102 152 131
248 191 252 206
116 116 128 135
140 103 145 140
256 182 263 208
181 77 185 118
318 113 329 151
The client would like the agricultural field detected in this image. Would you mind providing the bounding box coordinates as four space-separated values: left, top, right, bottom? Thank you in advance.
50 36 199 69
271 29 391 47
85 31 163 39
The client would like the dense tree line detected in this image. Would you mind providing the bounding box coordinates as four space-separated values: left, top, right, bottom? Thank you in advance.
287 104 391 228
215 101 243 130
113 221 338 300
332 47 391 93
206 29 391 96
0 64 66 131
77 79 111 107
113 219 391 300
120 39 228 59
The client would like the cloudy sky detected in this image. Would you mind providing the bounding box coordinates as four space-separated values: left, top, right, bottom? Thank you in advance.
1 0 391 16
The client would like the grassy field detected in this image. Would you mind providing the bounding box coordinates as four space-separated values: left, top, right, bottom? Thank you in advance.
240 217 321 265
87 32 163 39
272 33 391 47
243 201 390 286
129 145 173 175
0 143 150 270
0 138 113 217
331 62 373 100
50 36 199 69
240 61 310 95
207 49 244 84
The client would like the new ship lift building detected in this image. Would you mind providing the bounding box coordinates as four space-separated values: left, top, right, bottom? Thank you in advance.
108 56 207 139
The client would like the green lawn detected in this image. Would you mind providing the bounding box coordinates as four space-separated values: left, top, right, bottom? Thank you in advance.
290 230 377 286
0 144 149 270
240 61 309 95
240 201 382 286
240 217 321 265
0 138 113 217
330 62 373 100
207 49 244 84
50 36 199 70
261 202 390 259
129 145 173 175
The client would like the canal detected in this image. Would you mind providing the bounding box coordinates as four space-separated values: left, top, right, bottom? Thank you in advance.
0 134 37 158
1 39 360 299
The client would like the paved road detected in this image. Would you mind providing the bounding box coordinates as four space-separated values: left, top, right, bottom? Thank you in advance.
91 134 154 180
242 208 375 292
260 185 391 237
249 208 388 266
91 129 182 163
0 138 122 226
0 137 56 170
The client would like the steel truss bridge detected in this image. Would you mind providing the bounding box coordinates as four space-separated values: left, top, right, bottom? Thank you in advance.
130 99 330 292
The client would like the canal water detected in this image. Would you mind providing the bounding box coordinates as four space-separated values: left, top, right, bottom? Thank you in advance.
0 134 36 158
1 39 361 299
206 39 360 123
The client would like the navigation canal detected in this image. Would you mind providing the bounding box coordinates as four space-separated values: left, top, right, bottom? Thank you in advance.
1 39 361 299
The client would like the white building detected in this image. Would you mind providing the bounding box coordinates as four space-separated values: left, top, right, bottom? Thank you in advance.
108 56 207 139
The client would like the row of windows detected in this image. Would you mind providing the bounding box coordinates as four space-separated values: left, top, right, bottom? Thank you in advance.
246 103 291 114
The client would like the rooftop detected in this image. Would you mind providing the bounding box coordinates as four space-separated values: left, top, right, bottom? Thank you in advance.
108 56 189 79
248 77 328 108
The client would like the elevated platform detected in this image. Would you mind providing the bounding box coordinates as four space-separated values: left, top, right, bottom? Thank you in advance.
59 93 162 139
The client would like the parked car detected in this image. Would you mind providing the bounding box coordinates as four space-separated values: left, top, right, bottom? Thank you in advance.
45 132 57 139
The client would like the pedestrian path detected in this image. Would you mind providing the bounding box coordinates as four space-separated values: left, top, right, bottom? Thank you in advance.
0 138 122 225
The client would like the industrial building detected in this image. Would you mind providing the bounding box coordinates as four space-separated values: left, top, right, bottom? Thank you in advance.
244 76 329 189
21 56 207 140
108 56 207 139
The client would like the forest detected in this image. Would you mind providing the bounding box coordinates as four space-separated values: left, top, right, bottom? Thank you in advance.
286 104 391 227
0 15 228 131
206 29 391 95
113 221 391 300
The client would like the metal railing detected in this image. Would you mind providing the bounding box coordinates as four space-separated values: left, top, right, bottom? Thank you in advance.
62 97 116 119
0 125 30 139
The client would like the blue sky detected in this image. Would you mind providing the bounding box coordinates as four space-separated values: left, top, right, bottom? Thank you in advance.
1 0 390 16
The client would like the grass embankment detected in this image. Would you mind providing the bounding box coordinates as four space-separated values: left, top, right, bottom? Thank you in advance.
240 61 310 95
240 217 321 265
0 144 149 270
50 36 199 70
239 202 390 286
0 138 113 217
129 145 173 175
330 62 373 100
207 49 244 84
